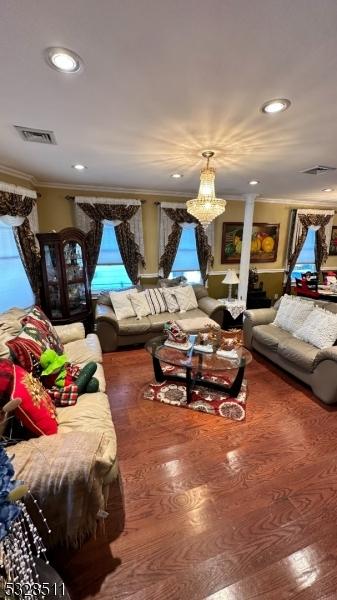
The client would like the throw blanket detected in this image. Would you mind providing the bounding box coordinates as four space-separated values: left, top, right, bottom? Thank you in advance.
11 430 113 547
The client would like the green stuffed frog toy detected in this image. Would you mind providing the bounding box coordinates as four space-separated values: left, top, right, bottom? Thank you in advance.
40 348 99 395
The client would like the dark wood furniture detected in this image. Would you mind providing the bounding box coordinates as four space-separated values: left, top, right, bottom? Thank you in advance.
247 288 272 309
37 228 92 328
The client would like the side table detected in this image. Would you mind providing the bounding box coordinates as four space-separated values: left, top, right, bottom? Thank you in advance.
218 299 246 330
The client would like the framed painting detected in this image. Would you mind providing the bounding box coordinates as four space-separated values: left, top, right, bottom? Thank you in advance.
329 226 337 256
221 222 280 263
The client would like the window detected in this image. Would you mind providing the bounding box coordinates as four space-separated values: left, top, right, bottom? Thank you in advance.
169 227 201 284
0 222 34 312
91 222 132 292
291 228 316 281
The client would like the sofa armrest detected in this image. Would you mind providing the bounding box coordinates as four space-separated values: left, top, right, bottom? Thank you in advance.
95 304 120 352
243 307 277 349
314 346 337 367
54 322 85 344
197 296 225 327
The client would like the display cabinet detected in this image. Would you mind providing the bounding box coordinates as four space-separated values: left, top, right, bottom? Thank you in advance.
37 228 92 328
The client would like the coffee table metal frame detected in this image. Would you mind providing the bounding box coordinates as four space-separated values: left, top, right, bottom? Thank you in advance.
146 337 251 404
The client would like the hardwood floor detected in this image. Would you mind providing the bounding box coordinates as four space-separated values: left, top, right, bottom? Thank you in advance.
53 348 337 599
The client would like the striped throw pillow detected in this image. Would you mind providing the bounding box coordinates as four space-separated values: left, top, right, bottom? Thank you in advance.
144 289 167 315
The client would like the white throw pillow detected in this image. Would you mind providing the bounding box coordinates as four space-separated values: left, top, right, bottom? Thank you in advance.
144 288 167 315
109 288 138 321
129 291 151 319
161 287 180 313
174 285 198 313
294 307 337 349
272 295 314 333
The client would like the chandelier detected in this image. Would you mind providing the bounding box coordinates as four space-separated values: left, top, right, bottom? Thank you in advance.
186 151 226 228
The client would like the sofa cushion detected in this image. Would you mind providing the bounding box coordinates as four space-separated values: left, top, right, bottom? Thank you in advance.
253 324 292 351
56 392 117 480
57 393 115 456
147 312 172 332
64 333 103 365
119 316 151 335
277 338 320 372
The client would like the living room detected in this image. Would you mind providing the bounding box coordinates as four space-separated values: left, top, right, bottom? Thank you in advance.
1 1 337 599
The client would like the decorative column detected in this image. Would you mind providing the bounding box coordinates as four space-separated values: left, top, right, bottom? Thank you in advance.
238 194 256 303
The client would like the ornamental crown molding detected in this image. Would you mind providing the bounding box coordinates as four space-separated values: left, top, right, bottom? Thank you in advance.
0 164 36 184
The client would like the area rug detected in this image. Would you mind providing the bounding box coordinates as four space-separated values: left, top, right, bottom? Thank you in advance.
144 365 247 421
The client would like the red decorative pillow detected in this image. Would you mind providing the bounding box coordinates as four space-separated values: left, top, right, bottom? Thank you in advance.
12 365 58 436
21 306 63 354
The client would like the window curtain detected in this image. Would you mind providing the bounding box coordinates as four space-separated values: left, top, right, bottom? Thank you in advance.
74 197 145 284
158 203 214 283
0 183 40 302
284 208 334 293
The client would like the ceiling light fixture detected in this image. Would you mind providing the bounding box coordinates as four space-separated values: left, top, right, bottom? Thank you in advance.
249 180 260 186
261 98 291 114
171 173 183 179
72 164 87 171
186 151 226 229
322 188 334 192
45 47 83 73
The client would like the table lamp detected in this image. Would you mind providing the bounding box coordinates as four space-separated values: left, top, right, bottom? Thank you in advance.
222 270 240 301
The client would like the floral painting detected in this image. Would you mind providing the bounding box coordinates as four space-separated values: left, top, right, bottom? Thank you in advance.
329 226 337 256
221 222 279 263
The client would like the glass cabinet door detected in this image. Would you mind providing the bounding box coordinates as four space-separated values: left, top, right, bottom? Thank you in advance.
43 244 62 319
63 241 87 315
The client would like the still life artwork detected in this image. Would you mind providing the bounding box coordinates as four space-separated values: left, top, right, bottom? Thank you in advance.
221 222 279 263
329 226 337 256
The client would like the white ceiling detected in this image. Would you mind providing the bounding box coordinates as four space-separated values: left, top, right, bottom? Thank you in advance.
1 0 337 204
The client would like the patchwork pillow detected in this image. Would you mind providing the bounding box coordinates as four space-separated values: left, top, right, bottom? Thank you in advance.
12 365 58 436
161 287 180 313
144 288 167 315
294 307 337 349
173 285 198 313
272 295 314 333
21 306 63 354
109 288 138 320
6 321 52 376
129 291 151 319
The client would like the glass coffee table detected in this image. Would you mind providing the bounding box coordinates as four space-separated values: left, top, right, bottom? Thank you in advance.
145 336 252 404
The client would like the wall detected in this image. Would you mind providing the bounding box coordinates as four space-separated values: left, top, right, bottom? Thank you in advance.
33 182 337 300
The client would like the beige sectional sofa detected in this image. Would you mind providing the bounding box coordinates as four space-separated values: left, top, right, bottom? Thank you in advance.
243 297 337 404
95 284 225 352
0 309 118 547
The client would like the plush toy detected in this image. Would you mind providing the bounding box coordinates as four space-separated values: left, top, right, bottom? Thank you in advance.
40 349 99 396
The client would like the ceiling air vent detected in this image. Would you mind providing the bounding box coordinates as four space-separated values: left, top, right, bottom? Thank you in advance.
301 165 336 175
14 126 57 145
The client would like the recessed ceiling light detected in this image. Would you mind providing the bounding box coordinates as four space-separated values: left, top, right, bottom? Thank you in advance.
171 173 183 179
322 188 334 192
72 164 87 171
261 98 291 114
45 47 83 73
249 180 260 186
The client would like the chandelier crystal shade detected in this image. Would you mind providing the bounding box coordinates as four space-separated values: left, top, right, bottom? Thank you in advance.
186 151 226 228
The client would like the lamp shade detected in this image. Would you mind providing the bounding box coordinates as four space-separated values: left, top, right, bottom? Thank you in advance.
222 270 239 285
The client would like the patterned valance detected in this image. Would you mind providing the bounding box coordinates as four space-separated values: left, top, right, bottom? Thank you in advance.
74 196 145 284
284 208 335 293
0 181 40 301
159 204 214 283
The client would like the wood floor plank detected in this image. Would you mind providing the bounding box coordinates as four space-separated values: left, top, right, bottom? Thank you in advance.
51 347 337 600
